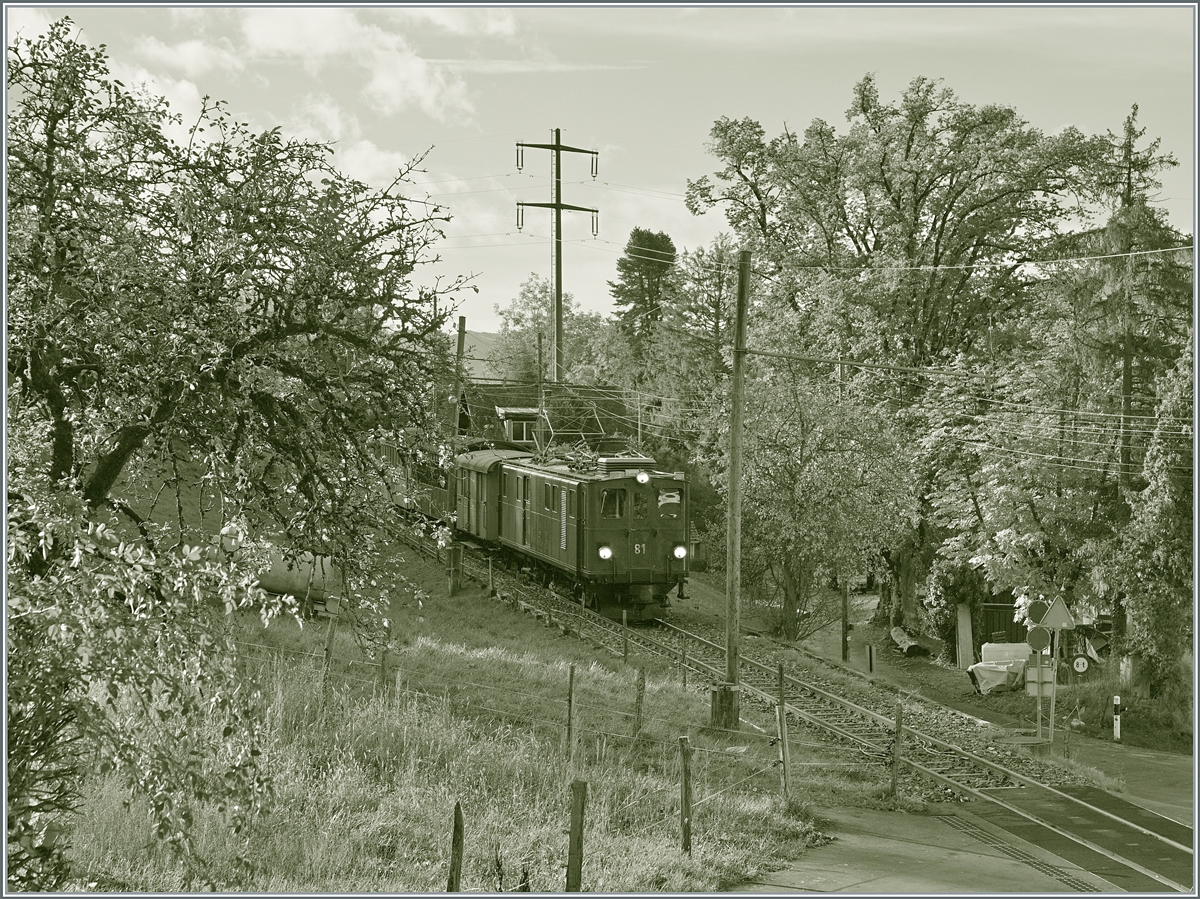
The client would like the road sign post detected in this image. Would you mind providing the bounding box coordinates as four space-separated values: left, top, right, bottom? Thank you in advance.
1025 598 1075 743
1027 625 1050 739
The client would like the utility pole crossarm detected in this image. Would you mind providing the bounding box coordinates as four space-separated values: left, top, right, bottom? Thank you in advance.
517 140 597 156
518 201 598 214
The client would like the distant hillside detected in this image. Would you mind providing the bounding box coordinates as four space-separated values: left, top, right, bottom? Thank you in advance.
460 330 502 380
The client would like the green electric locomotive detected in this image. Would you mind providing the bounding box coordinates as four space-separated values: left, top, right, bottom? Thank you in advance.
451 449 690 622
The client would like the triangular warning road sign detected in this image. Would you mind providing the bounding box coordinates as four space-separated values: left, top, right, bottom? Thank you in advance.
1041 597 1075 630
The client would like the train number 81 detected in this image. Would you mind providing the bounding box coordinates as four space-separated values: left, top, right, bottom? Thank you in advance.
633 543 647 554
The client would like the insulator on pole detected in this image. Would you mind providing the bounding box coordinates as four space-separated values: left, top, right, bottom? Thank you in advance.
517 205 524 231
591 153 598 179
516 145 523 171
591 211 598 237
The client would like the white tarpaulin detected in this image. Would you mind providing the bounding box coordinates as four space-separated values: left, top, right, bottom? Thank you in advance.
968 659 1026 695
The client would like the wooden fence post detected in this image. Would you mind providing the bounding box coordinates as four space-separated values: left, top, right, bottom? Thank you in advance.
565 780 587 892
679 736 693 854
321 611 338 695
566 664 576 764
777 664 791 801
447 544 462 596
447 800 464 891
377 613 392 699
891 702 904 798
633 667 646 738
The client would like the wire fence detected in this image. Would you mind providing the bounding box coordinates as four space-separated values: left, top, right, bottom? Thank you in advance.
228 596 828 885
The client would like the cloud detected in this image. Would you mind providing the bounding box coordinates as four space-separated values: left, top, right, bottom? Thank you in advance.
236 8 472 121
290 94 355 144
285 94 425 189
108 61 204 144
387 7 517 37
135 36 244 79
338 140 420 189
427 58 637 75
6 7 56 42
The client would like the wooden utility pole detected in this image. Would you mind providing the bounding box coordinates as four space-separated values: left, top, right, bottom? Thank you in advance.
536 333 547 451
452 315 466 435
714 250 750 730
516 129 599 382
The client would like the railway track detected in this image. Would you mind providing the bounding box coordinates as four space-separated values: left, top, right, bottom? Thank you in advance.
432 536 1193 892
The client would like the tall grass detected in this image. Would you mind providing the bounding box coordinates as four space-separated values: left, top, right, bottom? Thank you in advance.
66 596 846 892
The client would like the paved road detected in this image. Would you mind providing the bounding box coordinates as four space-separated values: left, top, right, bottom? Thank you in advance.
736 598 1194 892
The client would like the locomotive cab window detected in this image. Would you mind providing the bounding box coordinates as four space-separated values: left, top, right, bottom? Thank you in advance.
544 483 553 510
600 488 626 519
632 492 649 519
657 489 681 518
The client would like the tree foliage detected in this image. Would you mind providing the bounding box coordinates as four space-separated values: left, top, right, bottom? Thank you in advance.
608 227 677 369
6 20 464 887
686 74 1192 684
488 272 626 385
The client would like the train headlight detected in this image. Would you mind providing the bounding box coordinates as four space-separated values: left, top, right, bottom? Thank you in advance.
636 471 650 484
598 545 613 560
672 545 687 560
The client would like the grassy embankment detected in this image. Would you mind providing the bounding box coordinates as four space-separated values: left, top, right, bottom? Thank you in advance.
63 547 934 892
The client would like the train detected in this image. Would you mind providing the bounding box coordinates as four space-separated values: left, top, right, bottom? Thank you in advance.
393 442 691 622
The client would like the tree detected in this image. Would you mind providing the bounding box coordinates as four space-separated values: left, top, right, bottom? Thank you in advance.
608 227 677 371
488 272 624 384
6 20 463 888
686 74 1107 628
1110 345 1193 695
697 297 913 638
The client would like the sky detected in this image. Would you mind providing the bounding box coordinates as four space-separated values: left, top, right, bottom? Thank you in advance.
6 4 1196 334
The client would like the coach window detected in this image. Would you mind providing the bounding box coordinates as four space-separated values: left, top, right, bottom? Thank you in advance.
657 489 681 518
600 488 626 519
632 492 649 519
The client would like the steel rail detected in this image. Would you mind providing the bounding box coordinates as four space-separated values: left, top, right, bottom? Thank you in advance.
650 618 1192 891
445 538 1190 891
